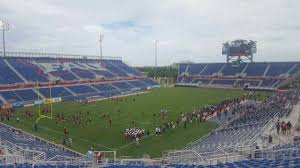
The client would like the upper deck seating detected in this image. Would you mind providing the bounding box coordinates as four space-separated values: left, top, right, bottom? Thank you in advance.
7 58 49 82
177 62 300 88
221 63 246 76
200 63 224 75
0 59 23 84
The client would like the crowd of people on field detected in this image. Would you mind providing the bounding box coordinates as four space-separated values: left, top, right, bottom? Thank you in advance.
124 128 146 140
55 111 93 127
0 108 15 122
151 95 247 138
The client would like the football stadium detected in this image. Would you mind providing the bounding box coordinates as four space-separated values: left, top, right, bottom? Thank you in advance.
1 1 300 168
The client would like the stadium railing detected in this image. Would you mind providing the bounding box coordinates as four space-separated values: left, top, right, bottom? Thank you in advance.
0 155 25 164
0 123 84 160
0 51 122 61
31 160 93 167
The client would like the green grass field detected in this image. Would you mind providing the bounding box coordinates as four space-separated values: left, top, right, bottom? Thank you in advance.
4 87 244 158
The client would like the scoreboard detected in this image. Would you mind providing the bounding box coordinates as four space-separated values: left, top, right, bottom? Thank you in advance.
222 39 257 56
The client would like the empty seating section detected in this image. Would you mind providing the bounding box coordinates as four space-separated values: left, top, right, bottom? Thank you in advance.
260 79 279 87
128 80 147 88
167 158 300 168
39 87 72 98
142 79 159 86
0 90 38 102
0 59 23 84
0 56 159 103
111 82 133 90
0 91 22 102
0 163 90 168
187 64 206 75
191 79 201 84
266 62 296 76
200 63 223 75
50 70 78 81
177 62 300 88
197 79 211 84
101 60 128 77
67 85 95 95
91 83 116 92
0 124 79 161
7 58 49 82
99 90 121 97
14 89 38 101
71 68 95 79
184 78 193 83
221 63 246 76
0 57 146 84
289 65 299 75
93 70 116 78
104 157 300 167
111 60 143 76
211 80 235 85
244 63 268 76
236 80 260 87
179 64 188 75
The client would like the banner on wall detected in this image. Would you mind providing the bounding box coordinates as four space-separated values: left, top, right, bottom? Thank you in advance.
52 97 62 103
33 100 43 105
43 97 62 104
12 101 24 108
43 98 54 105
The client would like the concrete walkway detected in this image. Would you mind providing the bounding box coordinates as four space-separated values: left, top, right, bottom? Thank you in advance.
271 104 300 145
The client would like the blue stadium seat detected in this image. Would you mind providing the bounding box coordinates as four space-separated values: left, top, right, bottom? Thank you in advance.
111 82 134 90
200 63 224 75
0 90 22 102
14 89 38 101
221 63 247 76
7 58 49 82
244 63 268 76
266 62 297 76
211 80 235 85
39 87 73 98
67 85 96 95
0 59 23 84
187 64 207 75
71 68 95 79
128 80 148 88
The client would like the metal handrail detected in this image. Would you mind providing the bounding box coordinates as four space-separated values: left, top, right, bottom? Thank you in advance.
0 51 122 60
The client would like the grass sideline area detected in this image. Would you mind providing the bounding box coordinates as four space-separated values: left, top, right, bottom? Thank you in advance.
4 87 245 158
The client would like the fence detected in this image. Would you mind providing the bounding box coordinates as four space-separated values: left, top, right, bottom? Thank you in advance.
0 51 122 60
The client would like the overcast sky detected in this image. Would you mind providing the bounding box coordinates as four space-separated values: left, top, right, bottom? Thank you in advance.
0 0 300 66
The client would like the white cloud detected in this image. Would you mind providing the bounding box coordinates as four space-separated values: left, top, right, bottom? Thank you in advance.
83 25 106 33
0 0 300 66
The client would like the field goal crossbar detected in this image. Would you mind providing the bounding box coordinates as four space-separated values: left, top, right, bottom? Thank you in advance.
35 82 54 124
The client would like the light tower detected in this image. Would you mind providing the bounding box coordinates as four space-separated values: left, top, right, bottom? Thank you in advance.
0 20 9 57
99 34 104 59
222 39 257 63
154 40 158 67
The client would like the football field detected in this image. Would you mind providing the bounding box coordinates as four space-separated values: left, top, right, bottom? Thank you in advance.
4 87 244 158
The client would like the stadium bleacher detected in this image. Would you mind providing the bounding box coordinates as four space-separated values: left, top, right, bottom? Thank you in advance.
39 87 73 98
1 53 300 167
0 59 23 84
164 89 300 165
177 62 300 88
0 124 81 161
0 54 159 104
